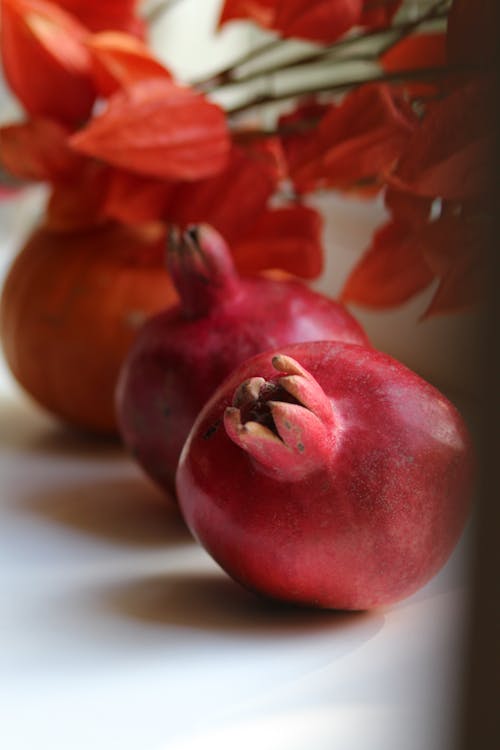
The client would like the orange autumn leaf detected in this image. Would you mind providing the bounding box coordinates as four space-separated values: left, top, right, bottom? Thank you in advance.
87 31 173 97
231 132 287 184
382 32 447 72
231 204 324 279
360 0 402 28
218 0 276 29
69 78 230 181
46 159 112 230
417 208 489 317
145 141 322 280
341 219 434 307
273 0 362 43
381 32 447 97
385 187 433 226
0 0 95 126
104 169 175 224
286 84 417 193
346 185 490 316
219 0 364 42
0 117 83 182
102 141 283 234
278 100 330 188
422 258 484 318
167 144 279 244
103 140 283 233
102 143 322 281
51 0 144 36
166 143 280 241
389 82 493 201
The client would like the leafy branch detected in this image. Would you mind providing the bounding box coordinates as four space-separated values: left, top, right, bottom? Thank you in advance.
196 0 451 92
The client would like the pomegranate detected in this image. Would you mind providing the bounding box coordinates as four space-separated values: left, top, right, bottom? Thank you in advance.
116 224 369 493
176 342 474 610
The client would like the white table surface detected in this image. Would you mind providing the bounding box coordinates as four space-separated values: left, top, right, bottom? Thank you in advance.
0 349 473 750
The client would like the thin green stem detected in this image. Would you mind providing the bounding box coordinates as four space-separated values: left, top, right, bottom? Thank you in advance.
201 0 450 93
193 38 284 89
226 62 477 116
374 0 451 58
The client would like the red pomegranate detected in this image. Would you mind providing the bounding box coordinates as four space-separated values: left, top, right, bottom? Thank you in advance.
176 341 474 610
116 224 369 492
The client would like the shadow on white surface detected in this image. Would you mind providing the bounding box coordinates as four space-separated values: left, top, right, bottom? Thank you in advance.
98 569 385 638
17 474 187 548
0 394 123 458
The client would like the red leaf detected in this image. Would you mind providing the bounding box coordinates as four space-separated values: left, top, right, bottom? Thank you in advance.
232 132 287 183
423 260 484 317
46 159 111 230
418 209 489 316
340 219 434 307
0 0 95 126
287 85 417 193
69 79 230 181
389 82 493 201
382 187 489 316
278 99 331 189
381 32 447 97
87 31 173 97
360 0 402 29
104 169 175 224
385 187 432 226
221 0 365 42
382 33 446 72
51 0 143 35
273 0 362 44
102 142 323 280
392 138 491 202
218 0 276 29
166 142 281 241
231 204 324 278
104 139 283 237
0 117 83 182
447 0 499 66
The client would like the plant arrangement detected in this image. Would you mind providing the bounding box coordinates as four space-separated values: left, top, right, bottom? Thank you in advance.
0 0 492 431
0 0 487 606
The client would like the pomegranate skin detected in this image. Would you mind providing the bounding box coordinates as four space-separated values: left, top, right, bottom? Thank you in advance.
116 225 369 492
176 341 474 610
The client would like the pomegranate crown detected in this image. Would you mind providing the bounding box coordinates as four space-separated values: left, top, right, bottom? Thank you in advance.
224 354 335 480
167 224 239 317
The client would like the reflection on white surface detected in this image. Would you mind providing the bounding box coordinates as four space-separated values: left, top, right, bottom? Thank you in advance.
162 706 391 750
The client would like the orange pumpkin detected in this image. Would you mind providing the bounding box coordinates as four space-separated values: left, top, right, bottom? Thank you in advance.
0 220 177 433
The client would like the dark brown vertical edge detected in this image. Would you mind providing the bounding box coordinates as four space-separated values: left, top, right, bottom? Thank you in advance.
459 39 500 750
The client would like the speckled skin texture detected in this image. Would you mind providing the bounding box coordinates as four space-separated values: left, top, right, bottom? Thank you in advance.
116 277 369 493
176 342 474 610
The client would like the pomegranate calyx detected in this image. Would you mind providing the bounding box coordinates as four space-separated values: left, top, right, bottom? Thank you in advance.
224 354 334 480
272 354 333 424
167 223 240 318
